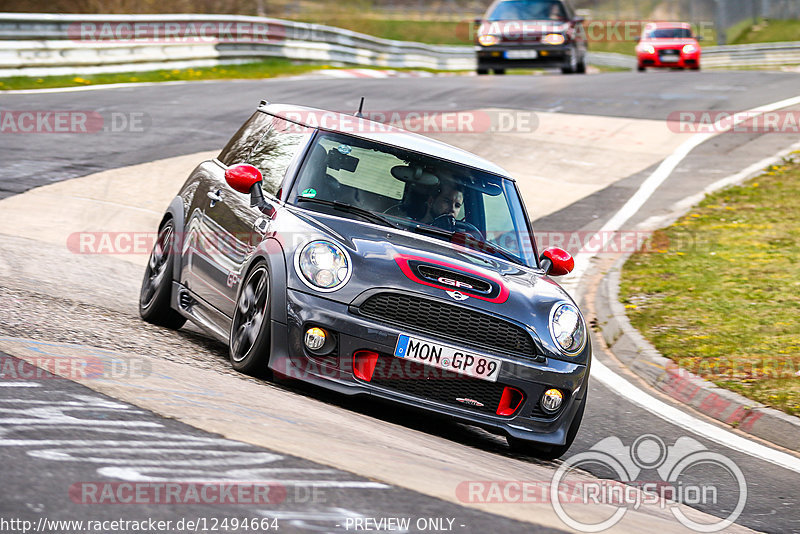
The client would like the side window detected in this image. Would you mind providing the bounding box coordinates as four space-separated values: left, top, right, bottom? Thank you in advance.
217 112 272 166
247 117 313 196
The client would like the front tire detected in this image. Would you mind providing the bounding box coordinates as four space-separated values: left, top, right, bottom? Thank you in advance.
229 262 272 376
561 47 578 74
508 395 586 460
575 54 587 74
139 219 186 329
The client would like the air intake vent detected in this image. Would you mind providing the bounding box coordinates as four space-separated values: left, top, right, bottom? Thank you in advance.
358 293 538 359
178 291 193 310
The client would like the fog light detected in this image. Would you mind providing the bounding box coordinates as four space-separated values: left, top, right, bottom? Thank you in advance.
541 389 564 413
304 327 327 351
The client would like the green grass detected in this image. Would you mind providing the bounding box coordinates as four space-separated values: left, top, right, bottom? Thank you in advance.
289 17 471 45
730 18 800 45
0 58 328 91
619 153 800 418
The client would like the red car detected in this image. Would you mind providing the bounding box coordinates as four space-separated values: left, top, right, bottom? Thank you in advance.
636 22 701 71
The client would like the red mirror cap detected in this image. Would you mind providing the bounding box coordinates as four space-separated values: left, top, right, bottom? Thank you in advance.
225 164 262 194
542 247 574 276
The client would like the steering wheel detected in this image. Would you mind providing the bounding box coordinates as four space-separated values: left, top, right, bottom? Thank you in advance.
431 214 484 240
431 213 457 231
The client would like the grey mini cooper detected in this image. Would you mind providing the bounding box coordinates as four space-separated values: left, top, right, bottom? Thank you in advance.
139 101 590 458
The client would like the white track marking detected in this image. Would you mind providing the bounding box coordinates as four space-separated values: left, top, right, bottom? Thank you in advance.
592 359 800 474
0 80 196 95
0 382 40 387
567 95 800 470
564 93 800 291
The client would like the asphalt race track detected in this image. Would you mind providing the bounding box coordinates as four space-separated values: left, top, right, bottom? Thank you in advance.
1 71 800 533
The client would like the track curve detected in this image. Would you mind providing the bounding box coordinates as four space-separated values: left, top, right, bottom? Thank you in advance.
1 71 799 533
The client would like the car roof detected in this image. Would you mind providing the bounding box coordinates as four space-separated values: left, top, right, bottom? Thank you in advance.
260 102 514 180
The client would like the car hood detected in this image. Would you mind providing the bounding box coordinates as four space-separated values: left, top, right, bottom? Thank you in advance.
280 207 580 358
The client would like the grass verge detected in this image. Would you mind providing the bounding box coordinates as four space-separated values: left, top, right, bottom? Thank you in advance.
288 17 470 45
0 58 326 91
619 153 800 417
730 18 800 45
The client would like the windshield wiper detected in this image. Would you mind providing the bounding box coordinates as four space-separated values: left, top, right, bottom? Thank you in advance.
412 224 522 265
296 197 400 229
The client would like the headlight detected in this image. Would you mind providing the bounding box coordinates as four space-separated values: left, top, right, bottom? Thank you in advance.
549 303 586 355
682 44 698 54
639 44 655 54
295 240 351 292
478 34 499 46
542 33 566 45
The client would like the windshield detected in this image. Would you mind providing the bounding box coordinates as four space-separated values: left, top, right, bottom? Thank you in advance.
488 0 567 21
290 131 537 267
646 28 693 39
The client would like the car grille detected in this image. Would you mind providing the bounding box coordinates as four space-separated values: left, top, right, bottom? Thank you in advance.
358 293 537 358
369 353 513 416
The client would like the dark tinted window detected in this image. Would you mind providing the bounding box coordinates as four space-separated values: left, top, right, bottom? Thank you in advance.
247 117 313 196
646 28 693 39
217 112 272 166
488 0 566 21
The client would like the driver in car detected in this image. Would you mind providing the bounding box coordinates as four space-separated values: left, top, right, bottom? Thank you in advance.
422 180 464 225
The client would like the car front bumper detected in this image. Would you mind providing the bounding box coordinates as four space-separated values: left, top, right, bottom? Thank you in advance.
638 52 700 68
476 44 574 69
267 288 590 446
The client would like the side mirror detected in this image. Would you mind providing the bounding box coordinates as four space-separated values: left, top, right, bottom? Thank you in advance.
696 35 704 41
225 164 262 193
225 164 273 214
573 17 585 24
540 247 574 276
634 36 641 43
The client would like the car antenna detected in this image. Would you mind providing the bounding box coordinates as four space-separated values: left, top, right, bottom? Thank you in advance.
354 97 365 118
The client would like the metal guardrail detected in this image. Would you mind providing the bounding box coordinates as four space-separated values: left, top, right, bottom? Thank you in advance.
0 13 473 77
702 41 800 68
0 13 798 78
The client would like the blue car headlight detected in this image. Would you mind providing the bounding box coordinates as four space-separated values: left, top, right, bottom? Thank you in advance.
295 240 352 292
549 303 586 355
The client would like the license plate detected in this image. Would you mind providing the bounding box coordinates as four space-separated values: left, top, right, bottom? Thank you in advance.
661 55 679 62
393 334 502 382
505 49 538 59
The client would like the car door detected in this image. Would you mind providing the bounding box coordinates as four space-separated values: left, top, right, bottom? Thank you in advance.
189 113 313 318
182 111 272 316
